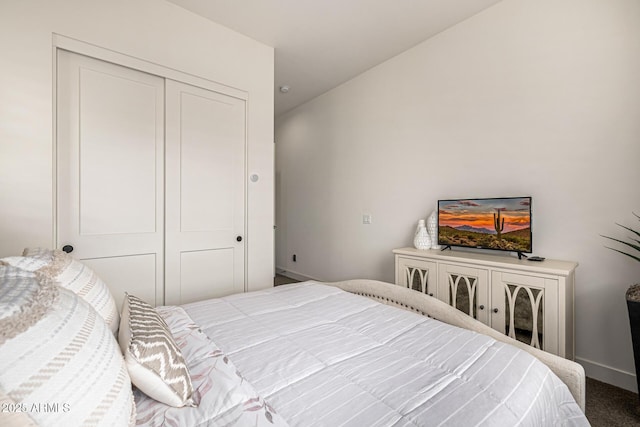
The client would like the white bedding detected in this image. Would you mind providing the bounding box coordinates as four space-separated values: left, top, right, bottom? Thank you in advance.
177 282 589 427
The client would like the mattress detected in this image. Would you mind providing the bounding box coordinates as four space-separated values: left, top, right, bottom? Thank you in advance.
138 282 589 426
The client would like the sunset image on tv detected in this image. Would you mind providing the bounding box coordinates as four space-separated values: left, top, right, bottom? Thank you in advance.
438 197 532 253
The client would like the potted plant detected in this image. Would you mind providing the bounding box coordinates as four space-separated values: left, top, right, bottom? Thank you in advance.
603 212 640 396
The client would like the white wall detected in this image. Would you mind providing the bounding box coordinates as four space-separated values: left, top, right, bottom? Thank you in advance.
0 0 274 291
276 0 640 390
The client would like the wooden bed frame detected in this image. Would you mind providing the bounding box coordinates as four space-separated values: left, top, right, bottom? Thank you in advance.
327 279 586 411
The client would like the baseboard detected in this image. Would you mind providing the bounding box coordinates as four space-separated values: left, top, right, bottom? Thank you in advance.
577 357 638 393
275 266 320 282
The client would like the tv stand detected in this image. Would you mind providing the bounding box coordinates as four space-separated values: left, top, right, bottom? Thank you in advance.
440 245 451 251
517 251 528 260
392 247 578 359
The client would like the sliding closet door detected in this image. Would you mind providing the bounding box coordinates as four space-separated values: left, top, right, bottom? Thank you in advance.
56 50 165 309
165 80 246 305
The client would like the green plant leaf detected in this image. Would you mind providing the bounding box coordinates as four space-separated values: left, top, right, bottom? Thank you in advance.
615 222 640 239
602 213 640 263
604 246 640 263
602 235 640 253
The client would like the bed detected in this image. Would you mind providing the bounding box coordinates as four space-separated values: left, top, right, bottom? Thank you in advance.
0 251 589 426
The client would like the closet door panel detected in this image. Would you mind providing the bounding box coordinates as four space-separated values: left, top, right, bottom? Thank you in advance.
78 68 158 235
57 50 165 308
165 80 246 305
83 254 157 311
179 92 237 232
179 249 235 304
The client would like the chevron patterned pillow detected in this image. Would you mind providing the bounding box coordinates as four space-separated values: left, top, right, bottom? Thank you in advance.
119 293 195 407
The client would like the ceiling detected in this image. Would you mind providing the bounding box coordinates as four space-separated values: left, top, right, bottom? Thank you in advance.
166 0 503 117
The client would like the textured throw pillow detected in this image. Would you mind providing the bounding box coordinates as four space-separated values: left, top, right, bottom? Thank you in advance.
0 265 135 426
3 248 120 335
119 293 195 408
0 256 47 272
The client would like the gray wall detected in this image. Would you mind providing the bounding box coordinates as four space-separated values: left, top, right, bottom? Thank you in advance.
275 0 640 391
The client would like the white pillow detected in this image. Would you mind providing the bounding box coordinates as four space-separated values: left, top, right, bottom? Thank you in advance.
3 248 120 335
0 265 135 426
119 293 195 408
0 390 38 427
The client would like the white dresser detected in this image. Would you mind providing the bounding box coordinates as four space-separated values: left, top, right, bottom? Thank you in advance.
393 247 578 359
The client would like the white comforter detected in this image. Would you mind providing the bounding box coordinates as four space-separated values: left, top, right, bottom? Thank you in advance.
180 282 588 427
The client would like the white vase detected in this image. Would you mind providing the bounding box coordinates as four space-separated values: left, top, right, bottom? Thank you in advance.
413 219 431 250
427 210 440 249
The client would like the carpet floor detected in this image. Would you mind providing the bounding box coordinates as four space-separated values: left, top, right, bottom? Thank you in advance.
275 275 640 425
586 377 640 426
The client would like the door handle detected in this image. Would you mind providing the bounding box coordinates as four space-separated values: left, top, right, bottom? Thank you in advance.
62 245 74 253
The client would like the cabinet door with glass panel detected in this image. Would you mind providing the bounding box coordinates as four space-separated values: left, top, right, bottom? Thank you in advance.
437 263 489 324
396 257 438 297
490 271 559 354
392 247 576 358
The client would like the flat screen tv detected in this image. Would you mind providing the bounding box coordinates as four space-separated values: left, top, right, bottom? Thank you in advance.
438 197 532 256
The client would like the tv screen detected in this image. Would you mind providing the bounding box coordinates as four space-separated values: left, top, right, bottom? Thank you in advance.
438 197 532 254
